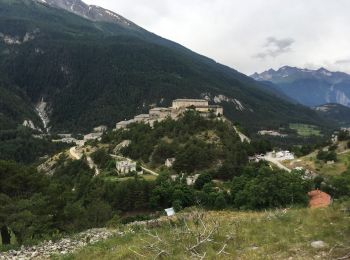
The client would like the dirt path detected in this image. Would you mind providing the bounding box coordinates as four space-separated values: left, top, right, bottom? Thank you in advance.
233 126 251 143
87 156 100 176
69 146 82 160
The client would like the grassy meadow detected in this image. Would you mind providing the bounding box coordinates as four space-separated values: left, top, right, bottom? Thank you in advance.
62 202 350 260
289 124 322 137
286 142 350 177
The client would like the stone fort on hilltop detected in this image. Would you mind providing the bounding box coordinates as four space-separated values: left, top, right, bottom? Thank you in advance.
116 99 224 129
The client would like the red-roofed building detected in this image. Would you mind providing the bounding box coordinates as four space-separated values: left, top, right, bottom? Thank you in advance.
308 190 332 208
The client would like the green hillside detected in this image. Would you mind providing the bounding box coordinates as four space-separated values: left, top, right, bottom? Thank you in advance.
315 103 350 126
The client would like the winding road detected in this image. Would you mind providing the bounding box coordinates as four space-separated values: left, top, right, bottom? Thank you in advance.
69 146 100 176
263 154 292 172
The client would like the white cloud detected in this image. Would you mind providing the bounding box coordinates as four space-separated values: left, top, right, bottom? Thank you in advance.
84 0 350 75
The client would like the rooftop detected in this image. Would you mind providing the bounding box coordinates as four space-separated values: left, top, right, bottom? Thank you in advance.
134 114 150 118
308 190 332 208
173 99 208 102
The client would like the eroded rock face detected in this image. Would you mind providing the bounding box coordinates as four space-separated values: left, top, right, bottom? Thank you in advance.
35 98 50 133
0 228 121 260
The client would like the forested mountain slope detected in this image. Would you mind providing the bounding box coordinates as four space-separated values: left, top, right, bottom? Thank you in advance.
0 0 329 133
314 103 350 126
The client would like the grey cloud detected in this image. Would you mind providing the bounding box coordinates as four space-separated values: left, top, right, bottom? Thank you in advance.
335 59 350 64
254 37 295 59
85 0 350 74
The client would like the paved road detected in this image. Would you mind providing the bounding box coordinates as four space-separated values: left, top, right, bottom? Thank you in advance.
263 154 292 172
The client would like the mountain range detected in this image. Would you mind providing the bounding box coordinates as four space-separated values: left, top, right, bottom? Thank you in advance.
0 0 330 134
251 66 350 108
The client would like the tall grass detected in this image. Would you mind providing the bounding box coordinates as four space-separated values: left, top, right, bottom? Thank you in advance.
64 202 350 259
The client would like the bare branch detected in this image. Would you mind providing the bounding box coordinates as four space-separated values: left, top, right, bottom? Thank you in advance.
128 246 146 258
216 244 229 255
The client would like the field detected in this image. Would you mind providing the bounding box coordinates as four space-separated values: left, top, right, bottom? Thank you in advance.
286 142 350 177
289 124 322 137
63 202 350 260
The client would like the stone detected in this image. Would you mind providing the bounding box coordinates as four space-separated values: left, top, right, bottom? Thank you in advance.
311 241 326 249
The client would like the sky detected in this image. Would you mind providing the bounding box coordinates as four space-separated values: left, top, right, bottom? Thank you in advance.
84 0 350 75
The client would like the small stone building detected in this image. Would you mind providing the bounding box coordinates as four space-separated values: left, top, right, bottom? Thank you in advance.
116 160 137 175
165 158 176 168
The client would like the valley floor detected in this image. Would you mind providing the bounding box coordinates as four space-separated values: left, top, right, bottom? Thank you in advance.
63 202 350 260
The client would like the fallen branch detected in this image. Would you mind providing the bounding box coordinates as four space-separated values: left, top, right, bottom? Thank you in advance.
337 252 350 260
128 246 146 258
217 244 228 256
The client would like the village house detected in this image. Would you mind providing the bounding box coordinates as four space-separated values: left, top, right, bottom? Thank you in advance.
93 125 108 133
116 160 137 175
274 150 295 160
165 158 176 168
169 173 200 186
186 174 200 186
248 154 265 163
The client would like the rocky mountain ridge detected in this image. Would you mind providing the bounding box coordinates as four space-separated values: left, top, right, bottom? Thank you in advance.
35 0 137 28
251 66 350 107
0 0 330 134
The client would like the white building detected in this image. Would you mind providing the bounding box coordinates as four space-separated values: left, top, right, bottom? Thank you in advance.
116 160 137 175
165 158 176 168
93 125 108 133
83 132 103 142
275 151 295 160
186 174 200 186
